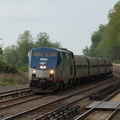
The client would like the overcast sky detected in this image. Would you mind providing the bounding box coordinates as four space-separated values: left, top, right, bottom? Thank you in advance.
0 0 119 54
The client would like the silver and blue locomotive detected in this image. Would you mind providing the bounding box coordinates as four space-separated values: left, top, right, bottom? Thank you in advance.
28 47 112 93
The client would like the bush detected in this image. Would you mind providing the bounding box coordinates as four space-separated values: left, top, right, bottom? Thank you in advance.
0 61 18 73
3 63 18 73
113 61 120 64
19 65 28 72
0 60 5 72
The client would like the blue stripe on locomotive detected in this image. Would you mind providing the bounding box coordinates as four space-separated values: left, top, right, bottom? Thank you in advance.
29 47 61 70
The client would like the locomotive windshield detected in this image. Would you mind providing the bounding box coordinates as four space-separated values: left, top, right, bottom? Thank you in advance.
32 52 43 57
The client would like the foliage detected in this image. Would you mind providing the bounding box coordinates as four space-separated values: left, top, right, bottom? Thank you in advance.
0 61 18 73
35 32 61 48
0 48 3 55
83 24 106 57
83 1 120 61
19 65 28 72
82 46 91 56
17 30 34 67
4 45 18 65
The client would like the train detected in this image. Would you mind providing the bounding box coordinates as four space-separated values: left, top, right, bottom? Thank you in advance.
28 47 113 93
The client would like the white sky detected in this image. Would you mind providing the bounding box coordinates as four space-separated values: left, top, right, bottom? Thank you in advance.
0 0 119 54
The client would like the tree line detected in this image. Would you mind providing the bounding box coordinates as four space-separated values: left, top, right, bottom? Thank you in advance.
82 1 120 63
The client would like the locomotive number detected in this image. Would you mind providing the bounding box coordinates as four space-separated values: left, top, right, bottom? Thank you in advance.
40 58 48 61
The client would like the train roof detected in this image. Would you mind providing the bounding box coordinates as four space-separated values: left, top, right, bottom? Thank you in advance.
31 47 73 53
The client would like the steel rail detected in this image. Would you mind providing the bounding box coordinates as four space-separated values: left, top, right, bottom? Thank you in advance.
0 88 31 100
0 87 29 95
105 104 120 120
0 94 48 110
0 93 34 107
75 90 120 120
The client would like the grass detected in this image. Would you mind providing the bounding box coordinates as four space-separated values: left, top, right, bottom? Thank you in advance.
0 72 29 86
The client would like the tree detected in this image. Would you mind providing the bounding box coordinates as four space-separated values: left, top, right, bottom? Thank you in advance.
35 32 49 47
82 46 91 56
4 30 34 68
17 30 34 67
97 1 120 60
83 1 120 61
35 32 61 48
4 45 18 65
82 24 106 57
90 25 106 57
0 48 3 55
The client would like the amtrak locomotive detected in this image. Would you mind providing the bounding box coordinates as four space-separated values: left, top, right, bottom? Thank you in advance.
28 47 112 93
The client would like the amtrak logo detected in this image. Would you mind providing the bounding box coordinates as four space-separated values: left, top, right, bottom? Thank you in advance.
39 62 46 65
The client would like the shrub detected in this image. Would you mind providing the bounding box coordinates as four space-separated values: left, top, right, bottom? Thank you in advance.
0 62 18 73
19 65 28 72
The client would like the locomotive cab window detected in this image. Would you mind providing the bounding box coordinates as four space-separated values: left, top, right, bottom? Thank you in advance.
66 53 70 58
61 52 66 58
68 53 71 58
32 52 43 57
61 52 70 58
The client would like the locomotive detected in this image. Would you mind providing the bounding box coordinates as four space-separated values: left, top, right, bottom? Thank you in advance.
28 47 112 93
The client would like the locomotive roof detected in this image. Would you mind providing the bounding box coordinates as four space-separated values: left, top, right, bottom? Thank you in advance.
31 47 73 53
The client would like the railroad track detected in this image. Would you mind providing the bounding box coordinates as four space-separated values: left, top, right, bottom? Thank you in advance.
0 87 32 100
0 94 47 110
3 77 120 120
0 87 30 95
75 85 120 120
106 105 120 120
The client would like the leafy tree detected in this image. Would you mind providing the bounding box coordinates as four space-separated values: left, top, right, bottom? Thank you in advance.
35 32 61 48
0 48 3 55
83 1 120 61
97 1 120 60
17 30 34 67
0 47 4 70
90 24 107 57
4 45 18 65
82 46 91 56
82 24 106 57
4 30 34 68
35 32 49 47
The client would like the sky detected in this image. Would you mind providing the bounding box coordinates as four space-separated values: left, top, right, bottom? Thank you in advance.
0 0 119 55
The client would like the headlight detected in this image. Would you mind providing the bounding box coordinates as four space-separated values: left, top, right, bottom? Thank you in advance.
50 70 54 78
32 70 36 73
40 65 46 69
50 70 54 74
40 66 44 69
44 66 46 69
